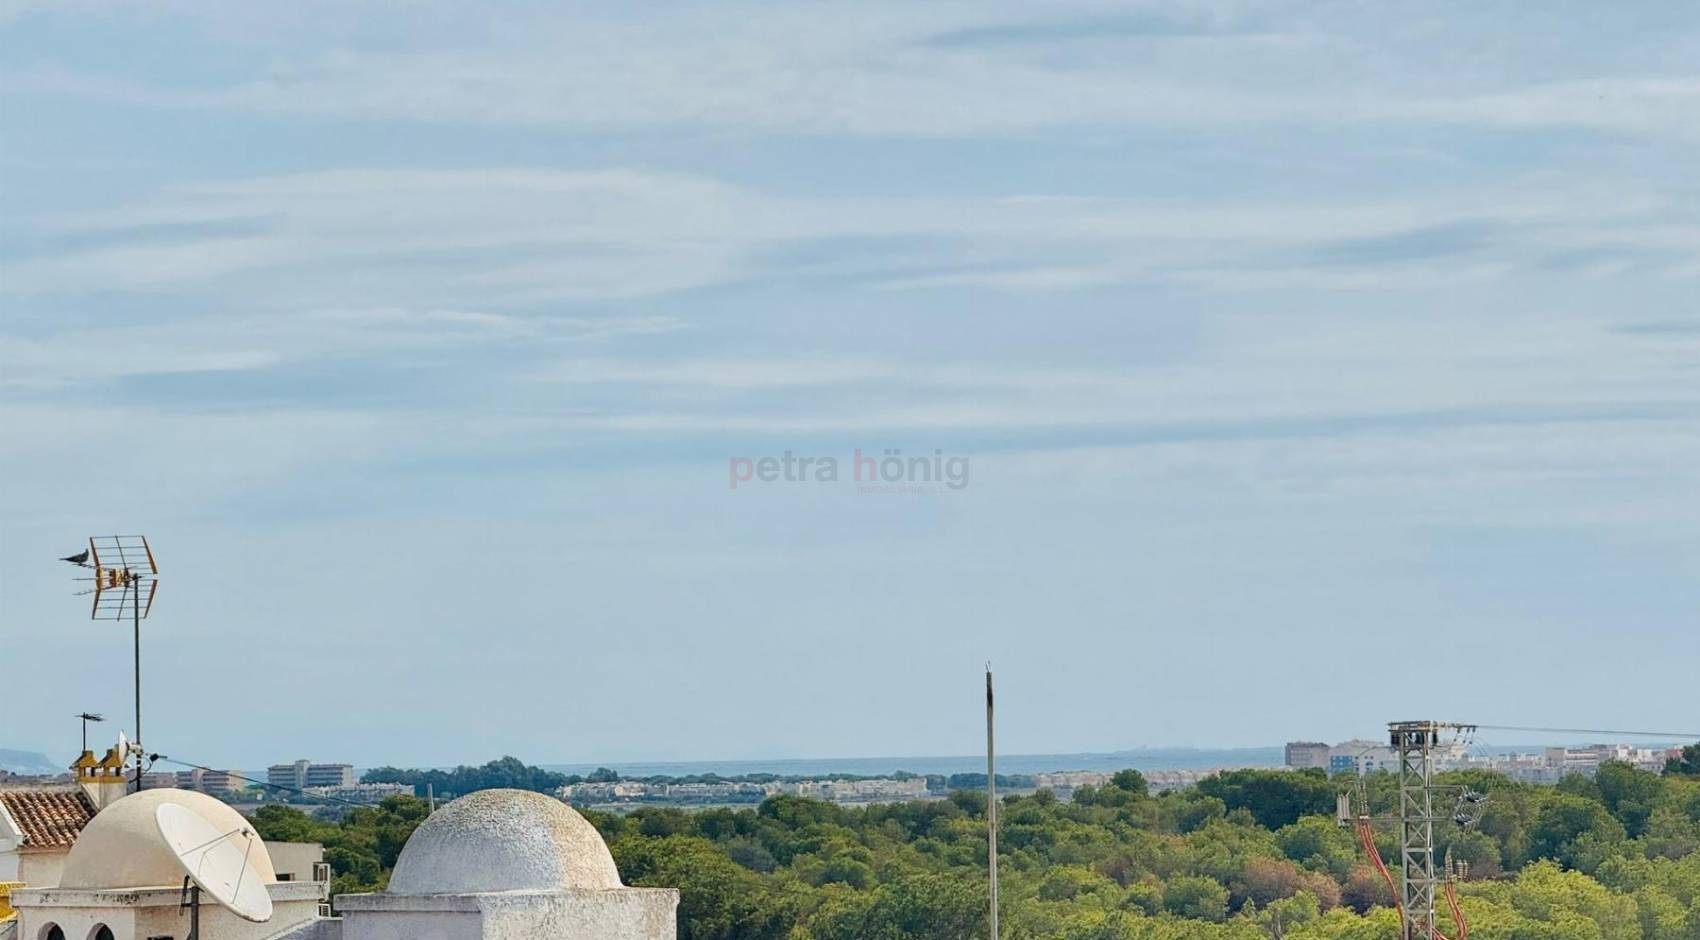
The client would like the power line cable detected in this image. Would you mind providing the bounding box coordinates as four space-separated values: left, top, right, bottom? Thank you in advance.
1474 724 1700 740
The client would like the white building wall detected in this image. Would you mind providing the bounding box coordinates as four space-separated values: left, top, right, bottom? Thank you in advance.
0 806 21 882
1 849 69 888
267 842 326 883
338 889 678 940
344 910 482 940
17 852 66 889
15 903 140 940
13 884 324 940
134 896 324 940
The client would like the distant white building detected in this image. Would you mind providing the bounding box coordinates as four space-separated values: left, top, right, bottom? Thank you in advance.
1145 769 1223 792
268 761 357 792
302 783 410 804
1033 771 1113 792
562 775 930 806
176 767 246 795
769 778 929 802
1330 740 1399 776
1446 743 1671 782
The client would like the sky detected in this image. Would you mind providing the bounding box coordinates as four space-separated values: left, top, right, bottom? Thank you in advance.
2 1 1698 772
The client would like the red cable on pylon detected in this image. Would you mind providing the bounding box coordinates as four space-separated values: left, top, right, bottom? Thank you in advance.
1442 880 1467 940
1355 816 1467 940
1357 818 1405 930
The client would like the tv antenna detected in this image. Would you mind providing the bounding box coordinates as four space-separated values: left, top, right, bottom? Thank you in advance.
156 802 274 937
77 712 105 753
64 535 159 792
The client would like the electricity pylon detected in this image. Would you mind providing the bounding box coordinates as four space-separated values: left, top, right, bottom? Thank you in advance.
1388 720 1477 940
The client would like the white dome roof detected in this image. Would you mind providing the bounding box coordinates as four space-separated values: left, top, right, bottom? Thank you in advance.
388 789 621 895
60 789 277 889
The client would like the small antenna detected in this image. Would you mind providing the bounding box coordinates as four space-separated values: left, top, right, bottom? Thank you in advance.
77 712 105 753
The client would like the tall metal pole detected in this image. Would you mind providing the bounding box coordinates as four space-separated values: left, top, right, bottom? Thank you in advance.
134 571 144 793
65 535 157 794
1392 722 1437 940
986 665 999 940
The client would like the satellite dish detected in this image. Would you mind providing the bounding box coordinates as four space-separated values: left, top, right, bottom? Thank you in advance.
117 730 131 755
155 803 273 923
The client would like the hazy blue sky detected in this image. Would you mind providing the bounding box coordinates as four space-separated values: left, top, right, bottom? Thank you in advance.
3 1 1697 771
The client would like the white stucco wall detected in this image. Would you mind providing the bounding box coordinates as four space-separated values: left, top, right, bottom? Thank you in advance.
1 850 67 888
133 896 323 940
481 890 677 940
16 853 65 889
12 901 141 940
341 909 482 940
12 883 325 940
338 889 678 940
0 813 19 882
265 918 344 940
265 843 325 884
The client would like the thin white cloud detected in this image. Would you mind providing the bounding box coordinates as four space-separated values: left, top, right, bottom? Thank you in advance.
522 293 1700 432
9 3 1700 141
535 358 902 390
0 306 685 388
6 168 1693 309
3 163 1694 409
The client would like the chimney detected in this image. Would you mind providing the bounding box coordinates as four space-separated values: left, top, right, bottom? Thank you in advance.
71 749 99 778
72 749 102 809
77 747 130 811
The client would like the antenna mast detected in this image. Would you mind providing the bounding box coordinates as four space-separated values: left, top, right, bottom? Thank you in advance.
986 664 999 940
77 712 105 753
65 535 160 793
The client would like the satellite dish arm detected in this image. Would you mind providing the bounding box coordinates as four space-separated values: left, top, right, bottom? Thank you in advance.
180 877 202 940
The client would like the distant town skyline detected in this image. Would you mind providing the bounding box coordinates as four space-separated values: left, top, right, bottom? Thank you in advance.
6 737 1694 783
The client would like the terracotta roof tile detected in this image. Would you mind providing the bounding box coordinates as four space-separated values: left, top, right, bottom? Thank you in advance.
0 788 95 849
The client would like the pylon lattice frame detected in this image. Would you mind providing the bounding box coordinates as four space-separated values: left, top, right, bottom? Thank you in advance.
1390 720 1475 940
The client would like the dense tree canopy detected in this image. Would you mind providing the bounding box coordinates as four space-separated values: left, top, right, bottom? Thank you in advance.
360 755 573 796
252 759 1700 940
1669 746 1700 778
